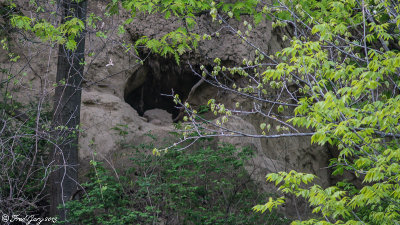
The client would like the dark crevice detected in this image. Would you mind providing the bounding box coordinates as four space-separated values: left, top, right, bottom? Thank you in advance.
124 56 200 119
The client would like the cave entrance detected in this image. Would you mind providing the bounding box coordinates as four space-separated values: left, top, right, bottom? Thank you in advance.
124 57 200 119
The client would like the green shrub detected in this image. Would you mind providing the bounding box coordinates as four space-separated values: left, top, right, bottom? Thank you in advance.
62 144 290 225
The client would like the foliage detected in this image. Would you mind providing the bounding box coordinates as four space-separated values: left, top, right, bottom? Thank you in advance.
197 104 210 114
248 0 400 222
152 0 400 223
59 160 153 225
107 0 264 63
61 143 289 225
8 0 264 63
0 10 53 216
0 98 52 216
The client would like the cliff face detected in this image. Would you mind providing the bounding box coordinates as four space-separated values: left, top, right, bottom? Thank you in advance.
1 0 334 218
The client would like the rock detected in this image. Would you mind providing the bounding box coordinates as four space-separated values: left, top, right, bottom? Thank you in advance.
79 91 177 166
216 115 323 218
217 116 287 187
79 90 143 159
143 109 173 126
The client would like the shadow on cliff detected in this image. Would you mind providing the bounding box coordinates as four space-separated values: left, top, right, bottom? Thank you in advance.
124 56 201 119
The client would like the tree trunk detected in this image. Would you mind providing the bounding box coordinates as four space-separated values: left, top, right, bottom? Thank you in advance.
50 0 87 222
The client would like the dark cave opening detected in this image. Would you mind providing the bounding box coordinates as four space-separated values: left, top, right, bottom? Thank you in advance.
124 57 201 119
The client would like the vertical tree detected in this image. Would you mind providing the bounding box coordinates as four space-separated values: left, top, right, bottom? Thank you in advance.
50 0 87 222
